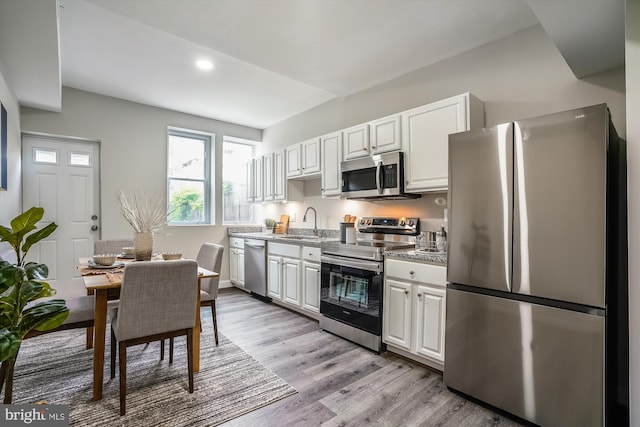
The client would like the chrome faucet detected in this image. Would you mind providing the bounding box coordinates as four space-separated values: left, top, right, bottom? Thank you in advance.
303 207 318 236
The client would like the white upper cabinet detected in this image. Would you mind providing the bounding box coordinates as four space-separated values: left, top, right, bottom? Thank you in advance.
301 137 321 175
254 155 264 202
370 114 402 154
273 150 287 201
286 138 321 178
342 123 370 160
402 92 484 192
263 153 274 201
245 158 255 202
321 131 342 197
286 144 302 178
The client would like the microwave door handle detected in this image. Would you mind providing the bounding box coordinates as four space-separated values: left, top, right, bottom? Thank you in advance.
375 162 383 195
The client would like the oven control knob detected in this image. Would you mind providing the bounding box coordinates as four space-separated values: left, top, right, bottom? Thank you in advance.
399 220 405 226
408 220 414 226
360 219 366 225
366 219 372 225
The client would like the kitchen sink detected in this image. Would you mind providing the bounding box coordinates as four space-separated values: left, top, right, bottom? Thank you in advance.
277 235 322 240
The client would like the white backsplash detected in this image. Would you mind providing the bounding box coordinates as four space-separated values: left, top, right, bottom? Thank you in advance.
259 179 447 232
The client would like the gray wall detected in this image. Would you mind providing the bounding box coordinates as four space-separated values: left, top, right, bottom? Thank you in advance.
0 61 22 226
21 87 262 280
263 25 625 149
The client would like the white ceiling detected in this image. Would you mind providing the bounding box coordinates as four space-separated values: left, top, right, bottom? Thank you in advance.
0 0 625 130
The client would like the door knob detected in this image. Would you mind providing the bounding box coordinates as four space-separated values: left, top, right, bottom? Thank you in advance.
91 225 99 231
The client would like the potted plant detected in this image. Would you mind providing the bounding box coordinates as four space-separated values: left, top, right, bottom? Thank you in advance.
264 218 276 233
0 207 69 403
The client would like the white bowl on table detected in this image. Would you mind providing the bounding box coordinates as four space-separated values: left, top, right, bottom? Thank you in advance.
93 254 117 266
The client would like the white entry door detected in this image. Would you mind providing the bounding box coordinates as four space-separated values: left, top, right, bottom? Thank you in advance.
22 133 100 298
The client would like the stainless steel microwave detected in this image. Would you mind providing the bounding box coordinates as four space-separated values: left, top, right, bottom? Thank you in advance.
341 151 421 200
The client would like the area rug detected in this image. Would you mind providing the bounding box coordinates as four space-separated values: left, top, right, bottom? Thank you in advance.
11 328 296 426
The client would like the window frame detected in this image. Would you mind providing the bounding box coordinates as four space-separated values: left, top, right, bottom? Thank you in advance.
222 136 256 225
166 127 214 225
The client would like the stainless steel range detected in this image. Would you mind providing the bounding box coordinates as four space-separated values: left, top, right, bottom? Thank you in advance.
320 217 419 352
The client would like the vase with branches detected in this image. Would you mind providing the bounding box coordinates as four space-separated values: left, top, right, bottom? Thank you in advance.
116 189 168 261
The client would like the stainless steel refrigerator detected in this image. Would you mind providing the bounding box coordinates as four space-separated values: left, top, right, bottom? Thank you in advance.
444 104 628 426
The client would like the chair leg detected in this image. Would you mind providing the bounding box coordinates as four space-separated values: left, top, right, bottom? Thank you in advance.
211 301 219 346
110 327 116 379
187 328 194 393
119 342 127 416
169 337 174 364
160 339 165 361
86 326 94 349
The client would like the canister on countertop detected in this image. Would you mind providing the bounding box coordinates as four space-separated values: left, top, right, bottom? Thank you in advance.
340 222 355 243
436 227 447 252
345 227 357 244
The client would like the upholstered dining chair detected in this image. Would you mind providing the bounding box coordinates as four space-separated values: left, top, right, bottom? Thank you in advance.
86 239 132 348
196 243 224 345
166 243 223 362
94 239 133 255
24 295 95 339
109 260 198 416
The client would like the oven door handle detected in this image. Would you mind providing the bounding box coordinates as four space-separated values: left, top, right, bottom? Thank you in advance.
321 254 382 273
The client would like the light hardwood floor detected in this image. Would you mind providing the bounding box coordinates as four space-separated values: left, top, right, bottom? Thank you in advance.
208 288 523 427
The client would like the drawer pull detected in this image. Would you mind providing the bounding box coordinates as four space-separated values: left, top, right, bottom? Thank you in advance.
409 271 415 275
417 293 422 297
404 290 410 295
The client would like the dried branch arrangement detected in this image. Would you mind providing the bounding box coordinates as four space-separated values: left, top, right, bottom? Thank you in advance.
116 189 167 233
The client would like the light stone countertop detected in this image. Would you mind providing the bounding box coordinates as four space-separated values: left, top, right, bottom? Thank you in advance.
228 231 339 248
384 248 447 266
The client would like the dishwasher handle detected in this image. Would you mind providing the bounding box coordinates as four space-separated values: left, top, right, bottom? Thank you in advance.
244 239 266 248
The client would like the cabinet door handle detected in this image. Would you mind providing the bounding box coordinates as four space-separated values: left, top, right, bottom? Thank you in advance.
417 293 423 297
409 271 415 275
404 290 410 295
371 145 376 149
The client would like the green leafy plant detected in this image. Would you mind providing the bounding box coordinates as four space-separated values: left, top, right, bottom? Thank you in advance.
264 218 276 231
168 188 204 222
0 207 69 403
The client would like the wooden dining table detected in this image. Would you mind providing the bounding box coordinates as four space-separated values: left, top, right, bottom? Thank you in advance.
80 257 218 401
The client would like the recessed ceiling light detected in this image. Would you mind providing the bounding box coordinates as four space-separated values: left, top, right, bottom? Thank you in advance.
195 59 213 71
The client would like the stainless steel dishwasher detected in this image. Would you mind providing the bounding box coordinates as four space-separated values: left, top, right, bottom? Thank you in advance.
243 239 267 297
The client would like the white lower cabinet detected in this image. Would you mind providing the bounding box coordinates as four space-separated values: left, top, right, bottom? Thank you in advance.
301 246 321 313
229 237 245 288
383 258 447 370
384 279 412 349
267 255 283 299
267 242 320 317
414 284 446 362
283 258 301 305
302 260 321 313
